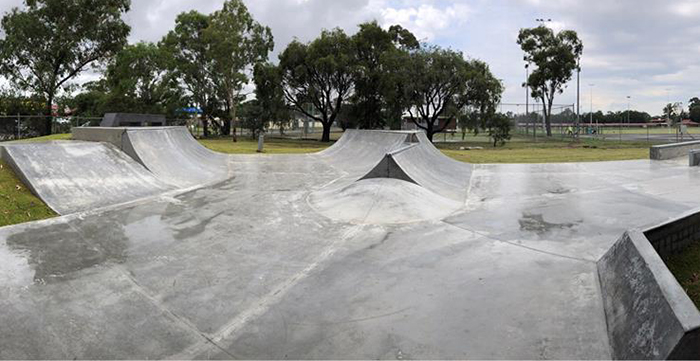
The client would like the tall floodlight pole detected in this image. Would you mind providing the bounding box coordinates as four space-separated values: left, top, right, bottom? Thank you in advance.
525 63 529 135
589 84 595 129
576 58 580 139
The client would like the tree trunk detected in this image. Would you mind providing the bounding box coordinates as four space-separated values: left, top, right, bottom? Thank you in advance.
542 97 552 137
44 94 54 136
202 117 210 138
230 102 238 143
321 121 331 142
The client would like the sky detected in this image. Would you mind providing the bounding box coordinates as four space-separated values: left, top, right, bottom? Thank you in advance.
1 0 699 115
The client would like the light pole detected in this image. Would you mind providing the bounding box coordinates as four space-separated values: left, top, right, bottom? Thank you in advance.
525 63 529 135
589 84 595 133
576 58 581 139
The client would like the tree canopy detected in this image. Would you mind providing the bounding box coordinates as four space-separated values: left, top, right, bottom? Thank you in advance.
279 28 354 142
0 0 131 134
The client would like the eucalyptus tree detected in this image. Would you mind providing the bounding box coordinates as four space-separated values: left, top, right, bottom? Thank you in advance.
205 0 273 139
279 28 354 142
0 0 131 134
518 25 583 136
350 22 418 130
163 0 272 138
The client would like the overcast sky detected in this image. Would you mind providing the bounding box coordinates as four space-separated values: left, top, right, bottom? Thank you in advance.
2 0 699 115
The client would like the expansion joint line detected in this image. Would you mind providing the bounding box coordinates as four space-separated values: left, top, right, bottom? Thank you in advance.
168 224 366 359
441 221 596 264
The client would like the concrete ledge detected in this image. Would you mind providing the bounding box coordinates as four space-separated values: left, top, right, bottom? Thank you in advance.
598 229 700 359
650 140 700 160
690 150 700 166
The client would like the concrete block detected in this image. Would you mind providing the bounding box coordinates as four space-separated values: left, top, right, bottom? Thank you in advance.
690 150 700 166
650 140 700 160
597 230 700 359
100 113 165 127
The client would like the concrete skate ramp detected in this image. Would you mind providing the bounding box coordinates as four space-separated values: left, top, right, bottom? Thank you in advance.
350 130 471 201
309 178 462 224
73 127 231 187
0 141 172 215
318 129 419 174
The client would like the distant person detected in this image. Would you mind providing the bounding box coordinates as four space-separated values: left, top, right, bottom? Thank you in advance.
567 126 574 136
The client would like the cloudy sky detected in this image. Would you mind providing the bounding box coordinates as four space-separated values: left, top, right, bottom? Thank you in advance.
2 0 699 115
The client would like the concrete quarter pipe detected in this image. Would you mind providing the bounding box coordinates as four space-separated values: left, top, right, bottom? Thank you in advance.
0 128 699 359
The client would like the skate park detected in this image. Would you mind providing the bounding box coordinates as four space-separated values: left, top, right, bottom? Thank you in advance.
0 126 699 359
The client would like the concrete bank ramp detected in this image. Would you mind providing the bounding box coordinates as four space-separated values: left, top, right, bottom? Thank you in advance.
73 127 232 188
0 141 173 215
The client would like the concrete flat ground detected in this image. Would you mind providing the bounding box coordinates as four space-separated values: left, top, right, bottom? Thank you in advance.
1 130 699 359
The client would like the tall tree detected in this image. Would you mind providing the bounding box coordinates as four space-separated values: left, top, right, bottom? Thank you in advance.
689 97 700 123
402 46 471 142
0 0 130 135
162 11 219 137
205 0 273 139
279 28 354 142
518 25 582 137
103 42 182 115
253 63 290 134
349 22 418 130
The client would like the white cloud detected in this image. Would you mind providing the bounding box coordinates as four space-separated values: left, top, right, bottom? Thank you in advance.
379 3 471 41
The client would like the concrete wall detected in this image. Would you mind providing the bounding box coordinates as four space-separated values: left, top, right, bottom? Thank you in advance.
650 140 700 160
597 230 700 359
644 211 700 259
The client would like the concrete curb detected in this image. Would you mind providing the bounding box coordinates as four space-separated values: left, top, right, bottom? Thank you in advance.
650 140 700 160
598 226 700 359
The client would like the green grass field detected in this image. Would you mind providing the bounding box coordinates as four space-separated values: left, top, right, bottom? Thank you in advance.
0 161 56 227
666 242 700 308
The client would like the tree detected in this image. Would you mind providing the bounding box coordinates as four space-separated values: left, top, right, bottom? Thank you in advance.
238 99 265 138
279 28 354 142
402 46 472 142
485 113 512 147
518 25 583 137
253 63 290 135
205 0 273 139
349 22 418 130
162 11 219 137
102 42 182 116
0 0 130 135
689 97 700 123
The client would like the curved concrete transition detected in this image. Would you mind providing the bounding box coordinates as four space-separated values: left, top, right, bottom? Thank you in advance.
0 141 173 214
73 126 232 187
2 128 700 359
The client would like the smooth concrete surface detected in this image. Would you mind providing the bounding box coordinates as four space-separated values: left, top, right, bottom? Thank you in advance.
650 140 700 160
0 141 173 214
1 130 700 358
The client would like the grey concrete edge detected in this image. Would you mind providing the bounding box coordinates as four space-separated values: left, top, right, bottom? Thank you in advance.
650 140 700 160
625 228 700 333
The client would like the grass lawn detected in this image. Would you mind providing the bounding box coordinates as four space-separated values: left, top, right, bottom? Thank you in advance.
435 135 653 163
665 242 700 308
0 161 56 227
200 136 331 154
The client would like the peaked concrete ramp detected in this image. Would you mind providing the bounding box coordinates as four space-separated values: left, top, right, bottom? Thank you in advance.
73 127 232 188
342 130 472 202
318 129 419 174
0 141 173 215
